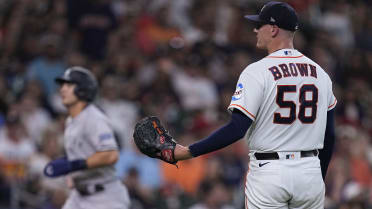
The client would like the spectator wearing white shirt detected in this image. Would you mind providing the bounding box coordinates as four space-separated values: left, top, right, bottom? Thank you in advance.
0 113 35 181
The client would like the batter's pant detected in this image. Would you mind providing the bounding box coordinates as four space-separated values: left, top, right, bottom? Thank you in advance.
62 180 130 209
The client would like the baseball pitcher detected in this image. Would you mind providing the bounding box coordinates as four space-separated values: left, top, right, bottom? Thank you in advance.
43 66 130 209
132 1 336 209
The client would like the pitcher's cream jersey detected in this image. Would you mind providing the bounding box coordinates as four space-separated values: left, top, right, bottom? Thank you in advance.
228 49 337 152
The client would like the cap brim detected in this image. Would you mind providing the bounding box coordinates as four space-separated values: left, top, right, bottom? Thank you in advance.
55 77 71 84
244 15 265 23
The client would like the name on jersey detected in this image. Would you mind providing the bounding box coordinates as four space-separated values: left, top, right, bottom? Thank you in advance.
268 63 317 81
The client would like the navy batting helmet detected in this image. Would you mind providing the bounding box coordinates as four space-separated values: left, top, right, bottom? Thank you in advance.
55 66 98 102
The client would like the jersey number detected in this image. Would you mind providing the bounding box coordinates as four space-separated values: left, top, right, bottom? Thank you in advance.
274 84 318 124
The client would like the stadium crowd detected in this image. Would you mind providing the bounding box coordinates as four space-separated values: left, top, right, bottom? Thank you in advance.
0 0 371 208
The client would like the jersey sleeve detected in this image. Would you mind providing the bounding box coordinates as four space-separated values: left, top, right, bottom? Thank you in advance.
327 78 337 111
228 68 264 121
86 118 118 152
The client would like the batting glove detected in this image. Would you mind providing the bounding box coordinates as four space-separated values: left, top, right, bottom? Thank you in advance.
44 157 87 178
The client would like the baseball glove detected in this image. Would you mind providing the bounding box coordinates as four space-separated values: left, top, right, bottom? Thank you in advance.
133 116 178 165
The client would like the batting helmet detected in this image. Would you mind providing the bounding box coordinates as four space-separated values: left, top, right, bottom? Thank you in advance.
55 66 98 102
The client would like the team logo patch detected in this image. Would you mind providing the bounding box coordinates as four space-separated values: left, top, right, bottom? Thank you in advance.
232 83 244 101
99 133 113 141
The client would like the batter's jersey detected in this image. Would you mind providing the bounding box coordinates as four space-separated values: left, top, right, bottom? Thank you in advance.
228 49 337 152
64 104 119 185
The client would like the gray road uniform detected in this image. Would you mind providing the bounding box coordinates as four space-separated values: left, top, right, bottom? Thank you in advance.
62 104 130 209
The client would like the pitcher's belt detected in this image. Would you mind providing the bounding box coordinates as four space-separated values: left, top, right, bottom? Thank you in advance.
254 150 318 160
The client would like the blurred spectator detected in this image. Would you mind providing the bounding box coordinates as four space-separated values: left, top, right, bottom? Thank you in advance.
122 167 156 209
215 143 247 188
116 141 163 190
0 112 35 181
135 4 182 55
65 51 87 67
67 0 118 60
189 180 235 209
155 181 194 209
99 75 139 149
338 181 369 209
28 125 64 185
161 134 207 195
0 111 35 208
18 92 52 145
26 34 66 98
308 43 337 78
355 16 372 52
167 55 219 113
22 79 52 112
336 86 365 125
202 157 224 183
318 1 354 52
28 126 68 209
181 1 217 45
349 132 372 187
0 76 9 126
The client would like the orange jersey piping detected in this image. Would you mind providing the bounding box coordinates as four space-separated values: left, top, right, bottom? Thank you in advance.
229 104 256 119
328 99 337 109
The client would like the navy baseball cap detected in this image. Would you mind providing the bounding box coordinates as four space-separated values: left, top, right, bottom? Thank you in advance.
245 1 299 31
